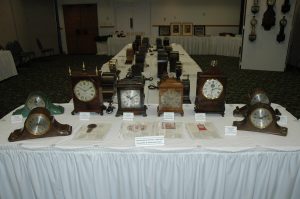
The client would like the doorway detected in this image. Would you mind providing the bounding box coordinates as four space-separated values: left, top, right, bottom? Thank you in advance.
63 4 98 54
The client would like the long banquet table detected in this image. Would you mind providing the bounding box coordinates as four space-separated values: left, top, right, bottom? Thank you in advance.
1 45 300 199
0 50 18 81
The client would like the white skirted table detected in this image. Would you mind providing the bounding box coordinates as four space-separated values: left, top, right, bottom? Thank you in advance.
0 103 300 199
106 36 242 57
0 50 17 81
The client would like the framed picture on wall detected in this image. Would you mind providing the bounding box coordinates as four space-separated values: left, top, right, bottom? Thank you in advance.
182 23 193 36
159 25 171 36
194 25 206 36
170 23 181 36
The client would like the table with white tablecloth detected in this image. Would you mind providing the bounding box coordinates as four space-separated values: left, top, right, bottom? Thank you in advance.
0 50 18 81
0 102 300 199
106 36 242 57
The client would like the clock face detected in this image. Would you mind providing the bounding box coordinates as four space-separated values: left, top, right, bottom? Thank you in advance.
250 93 270 105
250 108 273 129
120 89 141 108
202 79 223 99
160 89 182 108
25 113 51 135
26 95 46 110
73 80 97 102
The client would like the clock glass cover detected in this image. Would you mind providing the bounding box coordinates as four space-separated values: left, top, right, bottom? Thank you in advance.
202 79 223 99
250 92 270 105
120 89 141 108
160 89 181 108
250 107 273 129
25 113 51 135
73 80 96 102
26 95 46 110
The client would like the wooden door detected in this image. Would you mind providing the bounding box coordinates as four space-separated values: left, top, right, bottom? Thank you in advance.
63 4 98 54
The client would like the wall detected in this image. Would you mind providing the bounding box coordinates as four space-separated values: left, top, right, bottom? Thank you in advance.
0 0 58 56
240 0 296 71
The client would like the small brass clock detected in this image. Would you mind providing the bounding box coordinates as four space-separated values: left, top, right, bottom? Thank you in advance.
9 107 72 142
158 77 184 116
13 91 64 117
116 77 147 117
233 103 287 136
194 60 226 116
70 63 104 115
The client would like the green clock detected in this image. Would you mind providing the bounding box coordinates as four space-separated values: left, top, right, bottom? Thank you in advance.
13 91 64 117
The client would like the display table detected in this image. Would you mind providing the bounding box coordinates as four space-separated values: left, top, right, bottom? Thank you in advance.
106 36 242 57
102 43 202 104
0 50 18 81
0 103 300 199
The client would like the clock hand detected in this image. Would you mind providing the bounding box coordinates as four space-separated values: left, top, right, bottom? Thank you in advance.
130 94 138 100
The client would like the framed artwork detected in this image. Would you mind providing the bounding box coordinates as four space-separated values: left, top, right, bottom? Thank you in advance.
182 23 193 36
194 25 206 36
159 25 171 36
170 23 181 36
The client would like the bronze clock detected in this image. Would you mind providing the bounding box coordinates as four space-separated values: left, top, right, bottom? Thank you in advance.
194 60 227 116
158 77 184 116
116 77 147 117
70 63 104 115
233 103 287 136
9 107 72 142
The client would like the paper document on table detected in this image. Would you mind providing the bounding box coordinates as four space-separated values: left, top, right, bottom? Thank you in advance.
186 122 220 139
120 121 155 139
157 122 184 139
73 123 111 141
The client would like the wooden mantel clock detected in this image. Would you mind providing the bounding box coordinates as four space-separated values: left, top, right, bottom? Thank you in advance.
233 103 287 136
194 60 227 116
8 107 72 142
157 77 184 116
70 63 104 115
116 77 147 117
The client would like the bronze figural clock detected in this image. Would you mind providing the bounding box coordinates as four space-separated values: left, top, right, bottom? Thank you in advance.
195 61 227 116
9 107 72 142
233 103 287 136
70 64 104 115
158 77 184 116
116 77 147 117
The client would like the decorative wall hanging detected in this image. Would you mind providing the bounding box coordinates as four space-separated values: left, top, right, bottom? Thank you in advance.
262 0 276 30
159 26 170 36
277 16 287 42
281 0 291 13
182 23 193 36
194 25 206 36
249 16 258 41
170 23 181 36
251 0 260 14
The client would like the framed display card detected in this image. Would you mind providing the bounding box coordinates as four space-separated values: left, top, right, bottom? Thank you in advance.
182 23 193 36
159 25 171 36
194 25 206 36
170 23 181 36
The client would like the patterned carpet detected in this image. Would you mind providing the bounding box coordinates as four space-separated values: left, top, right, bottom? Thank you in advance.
1 54 300 119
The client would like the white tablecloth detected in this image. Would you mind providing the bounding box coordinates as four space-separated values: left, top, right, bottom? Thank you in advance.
0 103 300 199
106 36 242 57
102 43 202 104
0 50 18 81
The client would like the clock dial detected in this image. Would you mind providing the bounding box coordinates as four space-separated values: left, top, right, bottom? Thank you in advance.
250 93 270 105
202 79 223 99
73 80 96 102
120 90 141 108
250 108 273 129
25 113 51 135
160 89 181 108
26 95 46 110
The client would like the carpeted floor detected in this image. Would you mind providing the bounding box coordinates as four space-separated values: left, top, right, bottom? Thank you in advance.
1 54 300 119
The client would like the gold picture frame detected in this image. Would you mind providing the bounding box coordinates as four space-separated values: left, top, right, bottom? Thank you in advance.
182 23 193 36
170 23 181 36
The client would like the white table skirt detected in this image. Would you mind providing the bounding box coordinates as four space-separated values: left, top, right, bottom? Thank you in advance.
0 50 18 81
106 36 242 57
0 103 300 199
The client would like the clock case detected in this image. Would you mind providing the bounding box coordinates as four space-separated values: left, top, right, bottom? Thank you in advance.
116 77 147 117
194 64 227 116
157 77 184 116
233 103 287 136
9 107 72 142
70 68 104 115
13 91 64 117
